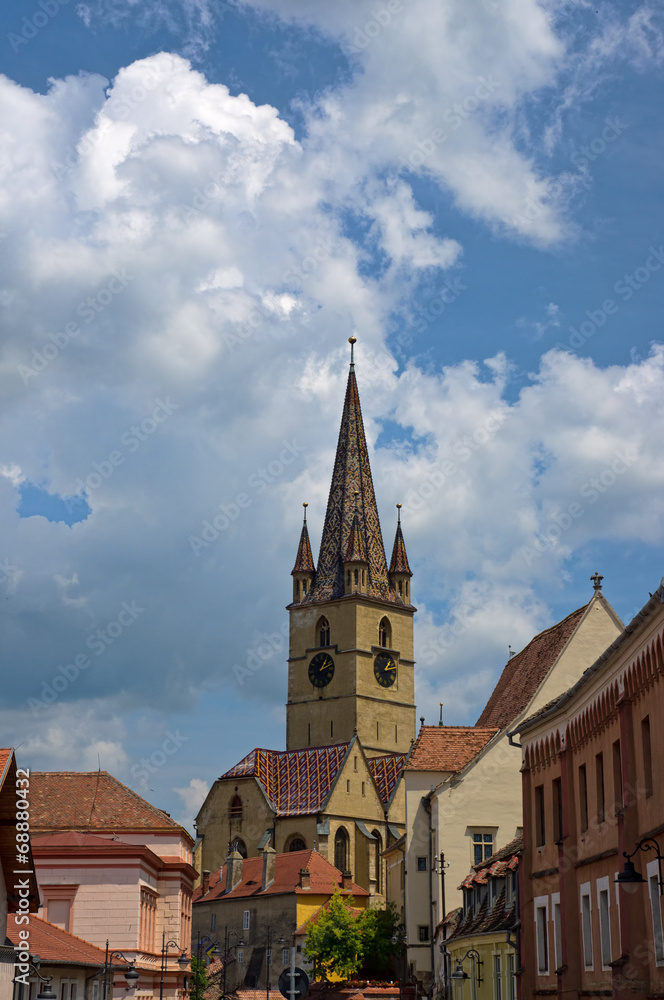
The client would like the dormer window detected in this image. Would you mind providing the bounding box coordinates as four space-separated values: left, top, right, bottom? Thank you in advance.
317 617 330 647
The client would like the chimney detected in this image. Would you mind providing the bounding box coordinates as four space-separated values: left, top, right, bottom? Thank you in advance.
225 851 243 893
299 868 311 890
342 871 352 891
202 870 211 895
262 845 276 891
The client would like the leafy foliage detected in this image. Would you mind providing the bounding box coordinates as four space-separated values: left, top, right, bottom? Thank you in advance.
303 890 364 980
189 956 208 1000
357 902 401 977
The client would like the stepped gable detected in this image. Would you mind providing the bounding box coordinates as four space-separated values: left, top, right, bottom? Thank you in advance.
368 752 407 807
303 363 398 605
221 744 350 816
476 604 587 729
29 770 192 839
406 725 498 772
194 848 368 901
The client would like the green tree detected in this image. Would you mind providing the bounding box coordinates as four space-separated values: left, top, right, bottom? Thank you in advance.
357 903 400 978
303 889 364 981
188 956 208 1000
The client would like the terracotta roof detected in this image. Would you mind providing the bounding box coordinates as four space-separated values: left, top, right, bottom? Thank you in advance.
221 745 350 815
446 886 516 941
367 753 406 806
7 913 116 967
29 771 193 841
292 518 315 574
406 726 498 772
476 604 587 729
458 835 522 890
388 520 411 576
193 849 368 903
299 364 401 606
0 749 12 781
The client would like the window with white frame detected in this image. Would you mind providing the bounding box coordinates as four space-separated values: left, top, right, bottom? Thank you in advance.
580 883 593 970
237 950 244 964
493 953 502 1000
282 949 289 966
472 831 494 865
60 981 77 1000
647 859 664 964
597 877 612 969
552 893 562 972
507 953 516 1000
243 909 250 931
534 896 549 975
91 984 99 1000
614 872 621 942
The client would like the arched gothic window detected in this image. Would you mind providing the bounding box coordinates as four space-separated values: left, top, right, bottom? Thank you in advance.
378 617 391 648
287 836 307 852
334 826 349 873
229 794 243 820
230 837 247 858
317 616 330 647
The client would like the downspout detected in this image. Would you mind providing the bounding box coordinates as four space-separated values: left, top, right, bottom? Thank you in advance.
421 794 435 995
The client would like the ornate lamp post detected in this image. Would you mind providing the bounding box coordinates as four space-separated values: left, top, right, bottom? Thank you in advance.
14 960 57 1000
101 942 140 1000
615 836 664 895
449 949 483 993
265 926 284 1000
159 932 189 1000
221 928 245 999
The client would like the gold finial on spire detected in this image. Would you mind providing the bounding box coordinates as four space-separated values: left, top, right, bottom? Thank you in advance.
348 336 357 368
396 502 402 523
302 501 308 523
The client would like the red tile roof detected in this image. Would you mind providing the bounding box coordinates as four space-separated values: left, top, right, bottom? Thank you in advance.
221 745 351 815
476 605 587 728
0 749 13 783
406 726 498 772
194 849 368 903
7 913 115 967
29 771 193 841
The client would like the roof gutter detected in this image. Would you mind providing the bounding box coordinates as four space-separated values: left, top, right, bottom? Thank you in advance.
421 793 435 996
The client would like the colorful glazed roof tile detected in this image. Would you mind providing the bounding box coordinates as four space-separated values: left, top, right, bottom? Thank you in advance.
368 753 407 807
221 745 350 816
344 510 368 563
406 726 498 772
29 771 193 842
301 361 399 605
7 913 115 967
194 849 368 902
476 605 587 729
292 511 315 574
388 518 411 576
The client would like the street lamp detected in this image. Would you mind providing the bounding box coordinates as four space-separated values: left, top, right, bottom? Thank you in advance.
101 941 140 1000
159 931 189 1000
14 961 56 1000
221 927 245 999
615 836 664 895
265 926 285 1000
449 950 483 990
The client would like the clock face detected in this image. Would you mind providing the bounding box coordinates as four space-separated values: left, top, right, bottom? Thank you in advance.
374 652 397 687
308 651 335 688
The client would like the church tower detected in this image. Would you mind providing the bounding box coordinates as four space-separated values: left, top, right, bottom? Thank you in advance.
286 339 416 756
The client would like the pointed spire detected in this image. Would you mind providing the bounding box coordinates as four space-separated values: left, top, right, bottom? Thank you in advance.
292 502 315 574
389 504 412 576
305 339 395 603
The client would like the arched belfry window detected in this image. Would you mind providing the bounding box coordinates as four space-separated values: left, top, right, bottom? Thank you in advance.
287 836 306 852
334 826 349 873
378 617 391 648
317 616 330 647
229 794 243 820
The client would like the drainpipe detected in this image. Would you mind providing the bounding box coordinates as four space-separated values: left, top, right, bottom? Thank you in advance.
421 794 435 995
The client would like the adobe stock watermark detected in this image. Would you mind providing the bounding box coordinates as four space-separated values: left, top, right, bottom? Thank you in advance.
404 410 506 512
555 245 664 353
189 440 306 555
64 398 178 507
406 76 500 169
569 116 628 170
232 621 289 685
17 268 134 385
0 558 19 586
27 600 145 715
420 605 475 667
411 277 467 334
8 0 71 54
131 730 188 785
519 448 638 565
348 1 403 52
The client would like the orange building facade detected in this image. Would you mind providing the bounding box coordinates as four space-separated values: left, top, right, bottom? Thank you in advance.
516 579 664 999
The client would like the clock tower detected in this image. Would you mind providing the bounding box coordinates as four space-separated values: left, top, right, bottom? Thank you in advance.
286 339 416 756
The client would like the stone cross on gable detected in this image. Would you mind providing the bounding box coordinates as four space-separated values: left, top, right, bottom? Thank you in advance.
591 572 604 592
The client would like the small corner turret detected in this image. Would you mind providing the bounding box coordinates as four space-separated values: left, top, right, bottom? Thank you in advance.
389 503 413 604
291 502 315 603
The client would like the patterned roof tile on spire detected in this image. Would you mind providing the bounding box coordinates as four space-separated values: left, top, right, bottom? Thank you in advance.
304 363 397 604
292 521 315 574
344 511 367 563
389 520 412 576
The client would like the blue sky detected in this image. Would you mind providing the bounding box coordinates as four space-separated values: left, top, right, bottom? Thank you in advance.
1 0 663 830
